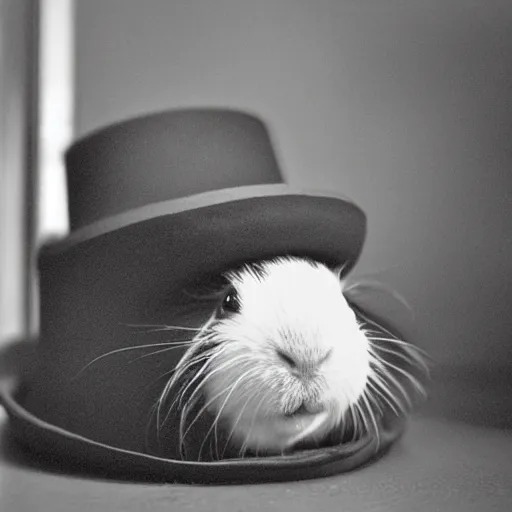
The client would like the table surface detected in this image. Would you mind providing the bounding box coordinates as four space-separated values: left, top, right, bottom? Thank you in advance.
1 406 511 512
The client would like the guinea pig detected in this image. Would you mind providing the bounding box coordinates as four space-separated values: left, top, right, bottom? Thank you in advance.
155 256 428 461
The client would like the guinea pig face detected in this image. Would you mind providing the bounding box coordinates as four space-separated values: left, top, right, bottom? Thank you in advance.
201 257 371 454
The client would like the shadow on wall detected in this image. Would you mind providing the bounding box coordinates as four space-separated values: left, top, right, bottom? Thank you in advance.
71 0 512 371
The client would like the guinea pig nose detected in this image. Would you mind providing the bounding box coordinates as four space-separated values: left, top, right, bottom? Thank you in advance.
276 349 298 369
276 348 333 373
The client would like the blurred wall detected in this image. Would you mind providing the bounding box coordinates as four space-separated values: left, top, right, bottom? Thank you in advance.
73 0 512 369
0 0 38 342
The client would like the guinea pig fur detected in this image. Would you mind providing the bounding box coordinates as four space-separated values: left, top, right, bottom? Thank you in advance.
155 256 427 461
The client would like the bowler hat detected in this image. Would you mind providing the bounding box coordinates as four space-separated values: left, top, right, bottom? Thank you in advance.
0 108 424 484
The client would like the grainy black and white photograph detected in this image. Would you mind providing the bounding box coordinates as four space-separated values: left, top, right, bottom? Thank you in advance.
0 1 511 510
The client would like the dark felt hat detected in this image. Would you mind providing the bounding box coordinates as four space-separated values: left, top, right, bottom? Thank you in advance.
0 108 421 484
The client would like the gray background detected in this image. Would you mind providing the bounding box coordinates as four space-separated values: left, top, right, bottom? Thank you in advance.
73 0 512 370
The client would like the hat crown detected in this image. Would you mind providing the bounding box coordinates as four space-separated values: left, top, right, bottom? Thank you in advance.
65 108 283 230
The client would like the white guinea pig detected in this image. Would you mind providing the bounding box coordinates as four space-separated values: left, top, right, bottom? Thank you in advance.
162 256 427 460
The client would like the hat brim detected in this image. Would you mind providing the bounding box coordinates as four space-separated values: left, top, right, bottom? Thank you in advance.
39 184 366 276
0 375 406 484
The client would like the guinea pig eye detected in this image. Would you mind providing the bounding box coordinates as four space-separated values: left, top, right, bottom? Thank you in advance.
221 289 240 314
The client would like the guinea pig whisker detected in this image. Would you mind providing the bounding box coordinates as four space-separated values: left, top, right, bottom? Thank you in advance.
348 404 360 442
355 307 409 340
353 400 370 442
369 346 426 395
174 353 217 406
125 343 197 365
146 395 181 454
156 351 213 415
367 339 430 379
221 387 258 459
238 392 269 459
369 344 428 373
163 358 217 432
360 391 381 450
172 345 240 413
365 334 430 362
158 348 222 430
373 357 427 398
198 367 260 461
363 384 385 417
339 408 348 440
143 351 213 394
169 350 252 447
344 403 354 441
358 400 372 439
180 384 236 455
367 370 407 415
122 323 202 333
71 340 197 380
354 404 364 441
156 373 185 435
145 402 160 453
145 362 203 445
173 361 211 415
363 329 424 351
179 393 202 461
212 368 261 460
183 349 251 398
179 354 252 424
365 379 400 416
352 401 363 438
173 344 227 398
372 364 413 411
